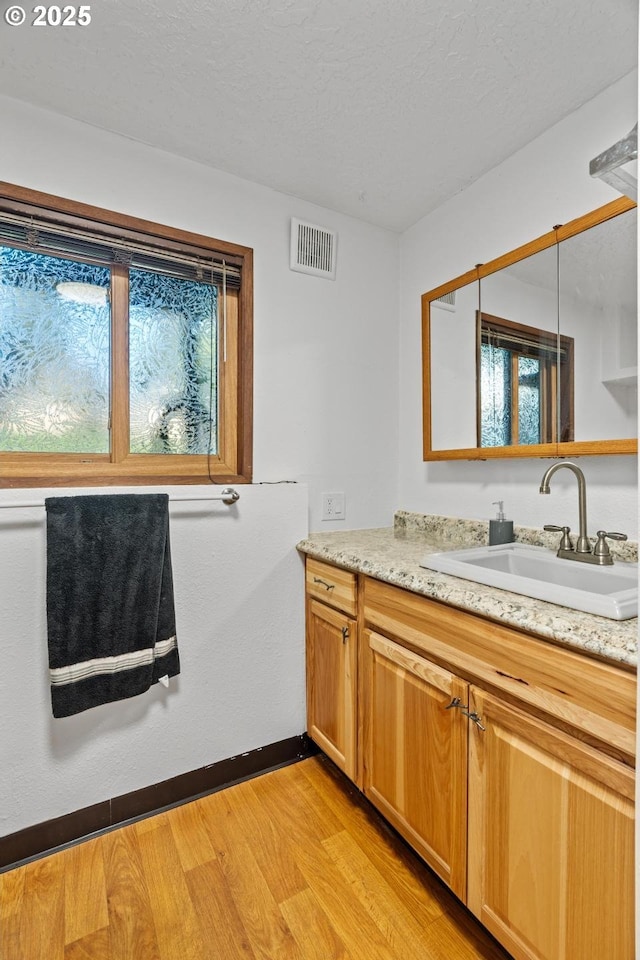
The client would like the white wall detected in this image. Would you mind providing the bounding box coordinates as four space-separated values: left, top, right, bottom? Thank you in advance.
399 71 639 538
0 95 400 835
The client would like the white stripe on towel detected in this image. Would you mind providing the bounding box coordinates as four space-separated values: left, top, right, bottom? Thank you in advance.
49 636 177 686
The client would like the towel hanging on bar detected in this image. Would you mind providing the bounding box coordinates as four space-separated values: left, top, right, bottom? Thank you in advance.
45 493 180 718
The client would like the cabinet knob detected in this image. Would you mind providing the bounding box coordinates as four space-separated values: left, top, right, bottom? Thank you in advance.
341 626 349 643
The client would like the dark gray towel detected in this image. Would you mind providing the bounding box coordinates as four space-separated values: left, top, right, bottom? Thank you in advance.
45 493 179 718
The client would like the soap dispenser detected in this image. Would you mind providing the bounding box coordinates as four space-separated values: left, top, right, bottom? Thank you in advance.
489 501 514 545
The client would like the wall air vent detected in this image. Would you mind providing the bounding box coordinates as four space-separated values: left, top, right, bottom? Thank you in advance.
433 291 456 312
290 218 337 280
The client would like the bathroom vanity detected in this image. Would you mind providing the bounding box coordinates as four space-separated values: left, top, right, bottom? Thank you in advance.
298 514 636 960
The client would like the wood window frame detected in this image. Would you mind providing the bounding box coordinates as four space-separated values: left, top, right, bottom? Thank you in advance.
476 312 575 447
0 182 253 488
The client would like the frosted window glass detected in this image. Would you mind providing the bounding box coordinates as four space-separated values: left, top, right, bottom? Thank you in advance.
0 246 110 452
480 344 511 447
129 269 217 455
518 357 541 445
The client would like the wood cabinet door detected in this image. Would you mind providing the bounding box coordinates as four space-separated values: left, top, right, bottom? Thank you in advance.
306 599 357 780
467 687 635 960
362 629 469 899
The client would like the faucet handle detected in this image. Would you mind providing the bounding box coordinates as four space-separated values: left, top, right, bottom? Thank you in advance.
544 524 573 551
594 530 628 558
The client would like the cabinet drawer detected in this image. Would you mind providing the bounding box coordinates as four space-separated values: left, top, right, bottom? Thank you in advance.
306 558 357 616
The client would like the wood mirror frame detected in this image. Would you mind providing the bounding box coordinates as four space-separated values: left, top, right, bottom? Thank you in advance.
422 196 637 461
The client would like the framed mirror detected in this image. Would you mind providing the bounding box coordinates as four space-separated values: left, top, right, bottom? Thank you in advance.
422 197 637 460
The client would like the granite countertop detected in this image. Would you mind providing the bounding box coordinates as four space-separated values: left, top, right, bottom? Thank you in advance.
297 512 638 669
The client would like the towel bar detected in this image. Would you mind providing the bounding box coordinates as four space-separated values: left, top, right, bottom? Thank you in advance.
0 487 240 509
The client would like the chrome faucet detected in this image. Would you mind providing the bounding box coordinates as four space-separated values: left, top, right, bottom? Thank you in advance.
539 461 627 566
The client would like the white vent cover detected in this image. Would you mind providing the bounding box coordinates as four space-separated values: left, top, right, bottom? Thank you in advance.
290 218 337 280
433 291 456 312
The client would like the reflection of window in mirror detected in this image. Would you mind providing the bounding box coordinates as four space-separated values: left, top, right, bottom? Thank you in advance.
477 312 574 447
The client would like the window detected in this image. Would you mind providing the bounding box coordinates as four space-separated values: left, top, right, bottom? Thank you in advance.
0 183 253 486
478 312 574 447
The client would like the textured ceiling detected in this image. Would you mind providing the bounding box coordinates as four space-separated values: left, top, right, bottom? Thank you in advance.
0 0 637 230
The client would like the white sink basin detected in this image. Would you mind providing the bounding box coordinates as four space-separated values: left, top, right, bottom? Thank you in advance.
420 542 638 620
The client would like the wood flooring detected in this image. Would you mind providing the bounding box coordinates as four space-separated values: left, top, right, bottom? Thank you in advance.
0 755 512 960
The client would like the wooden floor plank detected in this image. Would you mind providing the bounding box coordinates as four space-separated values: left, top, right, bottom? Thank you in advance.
185 859 257 960
64 927 110 960
26 856 66 960
245 759 349 857
134 811 169 836
102 826 161 960
4 855 66 960
135 815 207 960
323 828 446 960
279 887 349 960
225 772 307 903
289 835 399 960
61 836 108 946
167 799 217 872
199 788 304 960
0 867 26 960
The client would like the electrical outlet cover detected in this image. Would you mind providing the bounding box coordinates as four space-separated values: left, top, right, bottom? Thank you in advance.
322 492 345 521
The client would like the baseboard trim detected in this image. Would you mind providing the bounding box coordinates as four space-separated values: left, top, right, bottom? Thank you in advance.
0 733 318 872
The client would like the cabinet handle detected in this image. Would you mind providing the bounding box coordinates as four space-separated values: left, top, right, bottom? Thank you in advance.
446 697 465 710
341 626 349 643
461 708 486 731
446 698 486 730
313 577 335 592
